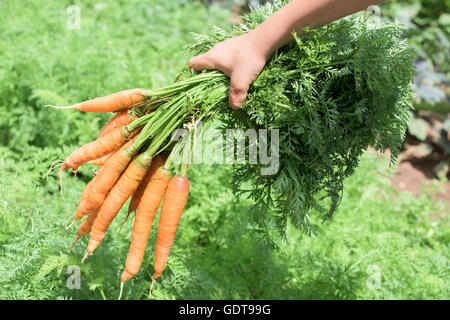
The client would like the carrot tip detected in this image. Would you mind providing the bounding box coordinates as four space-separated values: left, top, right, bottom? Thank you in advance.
59 168 65 201
118 212 131 234
118 282 124 300
43 160 64 179
81 251 90 264
149 277 156 298
63 213 75 228
65 220 75 231
68 235 80 253
44 104 76 109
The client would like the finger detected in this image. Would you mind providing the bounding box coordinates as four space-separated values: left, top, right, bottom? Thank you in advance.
229 70 252 110
188 54 216 73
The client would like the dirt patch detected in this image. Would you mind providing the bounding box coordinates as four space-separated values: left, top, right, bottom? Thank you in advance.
391 159 450 203
370 142 449 205
390 136 449 204
386 109 450 204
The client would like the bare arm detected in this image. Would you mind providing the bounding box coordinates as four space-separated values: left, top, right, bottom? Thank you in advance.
189 0 386 109
252 0 385 58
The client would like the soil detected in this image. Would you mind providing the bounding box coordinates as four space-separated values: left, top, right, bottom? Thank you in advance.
391 157 450 203
389 134 450 204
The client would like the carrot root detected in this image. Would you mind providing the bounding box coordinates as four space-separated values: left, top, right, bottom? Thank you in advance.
153 174 189 280
63 213 75 228
149 277 156 298
59 166 65 200
68 235 80 253
117 213 131 235
120 165 170 284
73 139 138 221
44 104 77 110
65 220 75 231
49 89 149 113
98 111 138 139
118 282 124 300
81 251 90 263
88 153 113 166
62 125 132 172
44 160 64 179
86 154 151 255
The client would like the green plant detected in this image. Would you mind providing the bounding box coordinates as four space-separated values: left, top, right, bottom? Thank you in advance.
177 0 415 247
0 0 447 300
380 0 450 113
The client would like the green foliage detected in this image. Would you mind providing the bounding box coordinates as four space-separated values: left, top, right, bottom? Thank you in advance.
380 0 450 113
380 0 450 76
185 0 416 245
1 148 448 299
0 0 447 300
0 0 230 150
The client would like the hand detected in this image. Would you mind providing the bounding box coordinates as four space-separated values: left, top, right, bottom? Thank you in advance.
188 32 268 109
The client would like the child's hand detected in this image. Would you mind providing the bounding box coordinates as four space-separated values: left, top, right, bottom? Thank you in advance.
189 33 268 109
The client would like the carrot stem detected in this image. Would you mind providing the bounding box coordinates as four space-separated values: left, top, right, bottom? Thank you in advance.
163 131 189 170
147 71 225 97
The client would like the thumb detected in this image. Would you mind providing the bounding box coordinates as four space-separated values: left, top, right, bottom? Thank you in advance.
229 69 253 109
188 53 216 73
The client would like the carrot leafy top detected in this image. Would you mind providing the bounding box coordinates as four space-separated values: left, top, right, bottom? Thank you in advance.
128 0 415 248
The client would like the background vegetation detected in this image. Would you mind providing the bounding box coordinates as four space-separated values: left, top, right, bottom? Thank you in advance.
0 0 448 299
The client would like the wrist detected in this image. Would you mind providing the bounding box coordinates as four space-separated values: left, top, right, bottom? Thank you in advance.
245 29 274 62
248 19 294 60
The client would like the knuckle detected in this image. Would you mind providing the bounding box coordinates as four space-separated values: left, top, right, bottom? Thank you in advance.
230 80 249 94
188 57 196 66
230 87 247 96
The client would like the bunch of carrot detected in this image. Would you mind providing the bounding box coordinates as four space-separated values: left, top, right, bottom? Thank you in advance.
49 1 416 300
53 87 196 298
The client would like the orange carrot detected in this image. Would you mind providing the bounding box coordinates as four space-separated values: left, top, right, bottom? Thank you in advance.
98 111 138 139
88 153 113 166
118 154 166 234
78 179 92 206
89 125 143 167
128 154 166 216
68 207 100 253
150 174 189 295
55 89 148 113
74 139 137 221
83 154 152 261
120 165 171 284
61 125 133 172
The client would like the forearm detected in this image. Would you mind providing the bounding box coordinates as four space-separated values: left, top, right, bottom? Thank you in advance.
250 0 386 59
